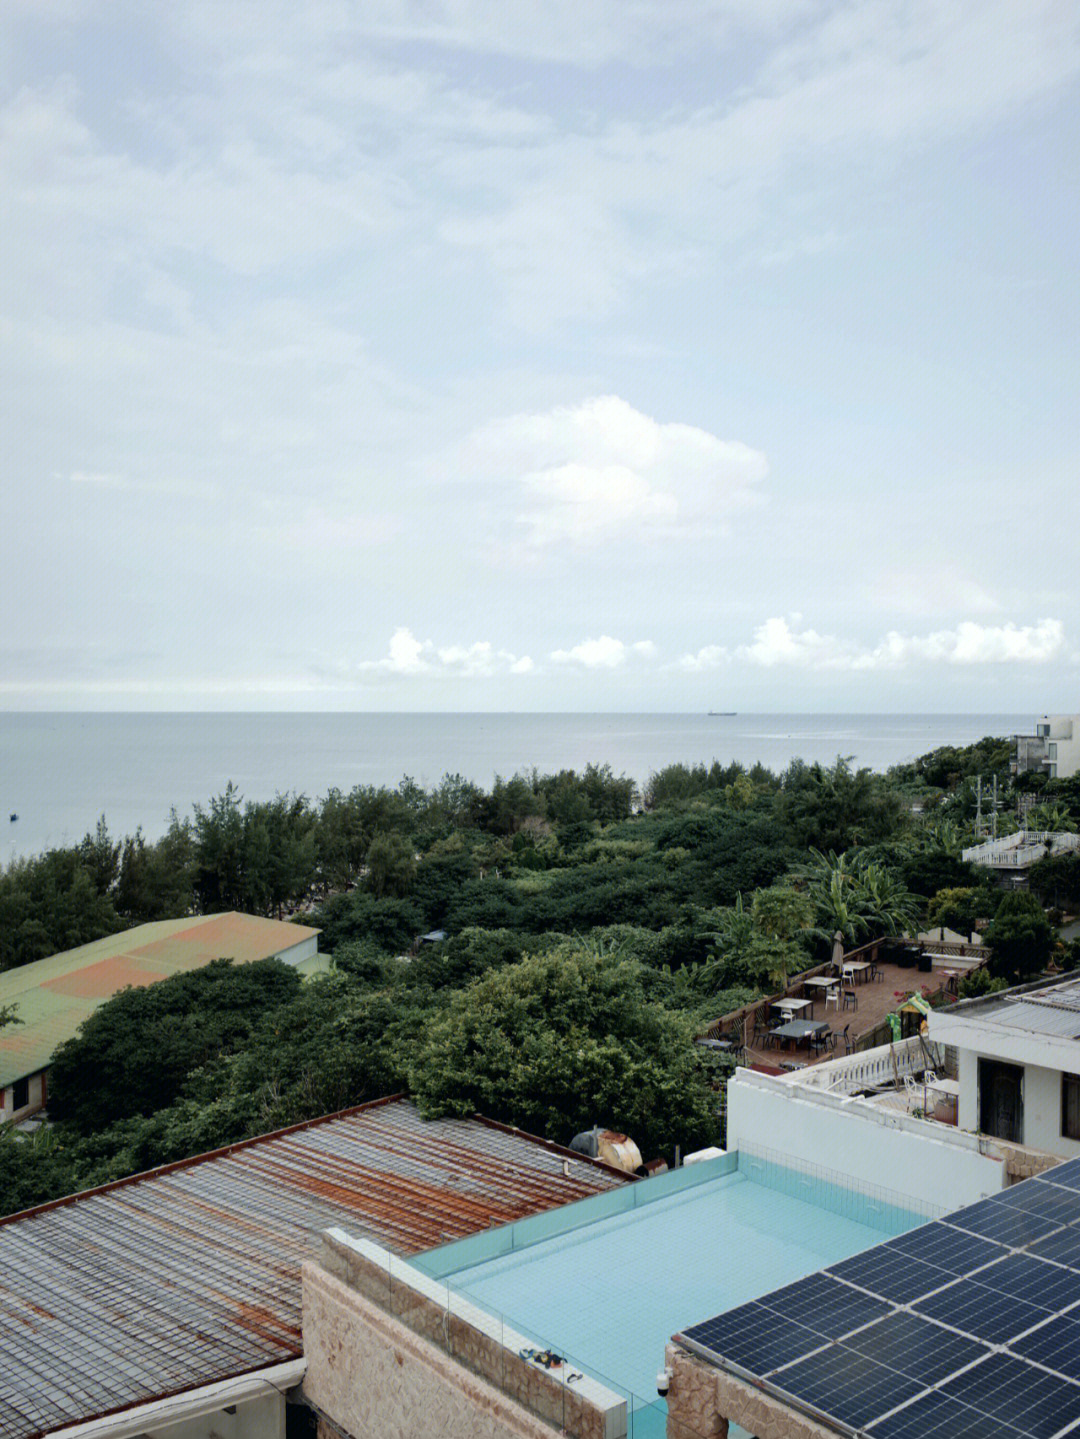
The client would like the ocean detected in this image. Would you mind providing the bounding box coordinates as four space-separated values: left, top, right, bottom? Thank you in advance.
0 712 1026 863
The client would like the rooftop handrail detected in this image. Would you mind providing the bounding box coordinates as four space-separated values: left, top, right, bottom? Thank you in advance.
789 1036 926 1093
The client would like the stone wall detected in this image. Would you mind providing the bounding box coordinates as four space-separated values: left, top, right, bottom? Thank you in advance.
302 1228 626 1439
665 1345 839 1439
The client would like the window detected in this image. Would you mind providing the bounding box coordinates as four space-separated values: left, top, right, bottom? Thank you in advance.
12 1075 30 1111
1064 1073 1080 1141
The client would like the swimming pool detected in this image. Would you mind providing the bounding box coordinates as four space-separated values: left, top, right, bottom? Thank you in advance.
414 1148 936 1435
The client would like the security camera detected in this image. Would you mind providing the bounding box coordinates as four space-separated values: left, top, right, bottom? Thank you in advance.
656 1368 672 1397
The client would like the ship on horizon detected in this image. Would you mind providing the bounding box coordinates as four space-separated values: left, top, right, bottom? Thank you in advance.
708 711 737 716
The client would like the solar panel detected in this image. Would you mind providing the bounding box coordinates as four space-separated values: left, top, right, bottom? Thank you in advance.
680 1301 828 1374
913 1276 1050 1344
884 1217 1008 1274
973 1252 1080 1313
1009 1313 1080 1383
675 1168 1080 1439
841 1310 990 1388
944 1197 1067 1248
826 1244 952 1304
1035 1157 1080 1192
995 1178 1080 1224
869 1388 1037 1439
757 1272 892 1338
938 1351 1080 1439
771 1345 924 1431
1028 1225 1080 1270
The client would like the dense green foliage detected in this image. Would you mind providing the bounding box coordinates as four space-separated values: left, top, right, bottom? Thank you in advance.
985 891 1055 984
48 959 303 1132
2 734 1072 1218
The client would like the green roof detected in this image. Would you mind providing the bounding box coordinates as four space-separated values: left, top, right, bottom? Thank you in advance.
0 913 319 1089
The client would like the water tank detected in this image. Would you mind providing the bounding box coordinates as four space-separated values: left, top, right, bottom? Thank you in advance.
569 1126 643 1174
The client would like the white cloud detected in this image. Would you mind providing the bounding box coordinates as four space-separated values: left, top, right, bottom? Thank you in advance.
472 395 767 548
725 616 1069 671
551 636 628 668
633 640 658 658
871 618 1068 667
738 617 858 669
358 628 532 678
679 645 730 671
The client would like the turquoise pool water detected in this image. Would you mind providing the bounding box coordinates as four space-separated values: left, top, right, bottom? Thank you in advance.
417 1151 932 1436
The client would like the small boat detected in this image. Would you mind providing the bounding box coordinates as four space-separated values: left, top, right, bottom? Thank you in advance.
9 813 17 822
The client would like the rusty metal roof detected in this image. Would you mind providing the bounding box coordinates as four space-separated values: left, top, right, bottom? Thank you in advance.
0 1096 628 1439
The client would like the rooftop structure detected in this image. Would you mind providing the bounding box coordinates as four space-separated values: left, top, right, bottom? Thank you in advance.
666 1158 1080 1439
303 1146 935 1439
0 1095 627 1439
1013 714 1080 781
0 912 320 1121
962 829 1080 875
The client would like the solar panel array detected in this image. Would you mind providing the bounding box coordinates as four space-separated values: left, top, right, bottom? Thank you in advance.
676 1157 1080 1439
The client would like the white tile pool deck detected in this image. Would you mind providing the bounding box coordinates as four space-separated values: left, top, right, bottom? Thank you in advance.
426 1155 931 1427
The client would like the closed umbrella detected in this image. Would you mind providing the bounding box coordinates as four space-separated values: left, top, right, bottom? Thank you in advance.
832 929 845 975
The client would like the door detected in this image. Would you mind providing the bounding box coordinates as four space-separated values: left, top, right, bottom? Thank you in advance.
979 1059 1024 1144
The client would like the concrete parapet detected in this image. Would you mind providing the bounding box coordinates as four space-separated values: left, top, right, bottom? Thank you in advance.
304 1227 626 1439
666 1345 838 1439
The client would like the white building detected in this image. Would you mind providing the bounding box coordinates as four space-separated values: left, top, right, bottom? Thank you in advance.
727 970 1080 1215
1013 713 1080 780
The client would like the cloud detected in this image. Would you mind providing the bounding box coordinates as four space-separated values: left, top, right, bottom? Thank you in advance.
549 635 658 668
679 645 730 672
472 396 766 548
709 616 1071 671
871 619 1068 667
357 628 532 679
551 636 628 668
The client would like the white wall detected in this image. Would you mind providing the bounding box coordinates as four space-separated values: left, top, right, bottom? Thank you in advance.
728 1074 1005 1210
958 1048 1080 1159
144 1392 284 1439
278 934 318 965
0 1069 47 1123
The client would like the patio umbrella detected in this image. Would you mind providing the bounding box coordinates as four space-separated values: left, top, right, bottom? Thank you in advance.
832 930 845 972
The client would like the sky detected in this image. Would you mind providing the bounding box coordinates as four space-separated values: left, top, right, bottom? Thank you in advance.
2 0 1078 713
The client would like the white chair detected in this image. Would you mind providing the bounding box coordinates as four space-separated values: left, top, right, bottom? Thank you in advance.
923 1070 938 1088
825 987 840 1011
905 1075 922 1112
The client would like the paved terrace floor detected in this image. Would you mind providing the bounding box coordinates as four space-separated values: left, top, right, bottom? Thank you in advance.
736 960 954 1072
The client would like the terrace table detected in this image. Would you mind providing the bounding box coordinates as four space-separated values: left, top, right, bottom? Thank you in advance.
774 996 814 1020
770 1019 830 1051
804 976 838 1009
842 960 872 984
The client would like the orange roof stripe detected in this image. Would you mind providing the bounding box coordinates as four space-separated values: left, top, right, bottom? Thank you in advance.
0 912 320 1088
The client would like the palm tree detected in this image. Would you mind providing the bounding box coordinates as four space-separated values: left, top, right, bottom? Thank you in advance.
858 862 921 938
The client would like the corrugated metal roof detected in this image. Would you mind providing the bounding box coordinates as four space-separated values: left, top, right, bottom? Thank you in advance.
0 1096 628 1439
0 914 320 1087
987 1001 1080 1037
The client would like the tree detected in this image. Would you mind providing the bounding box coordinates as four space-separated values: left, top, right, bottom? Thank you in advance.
927 887 984 937
777 756 904 852
48 959 302 1133
365 832 417 899
985 892 1054 985
408 943 721 1157
1028 852 1080 911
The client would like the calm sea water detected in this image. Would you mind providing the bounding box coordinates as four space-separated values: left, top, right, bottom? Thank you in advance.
0 712 1025 863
